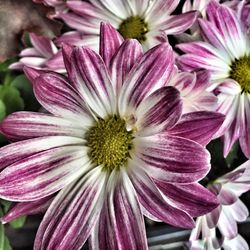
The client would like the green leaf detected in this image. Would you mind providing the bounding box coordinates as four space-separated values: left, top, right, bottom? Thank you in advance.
0 85 24 115
0 200 11 214
0 207 12 250
0 100 6 121
9 216 26 229
0 58 16 72
11 75 40 111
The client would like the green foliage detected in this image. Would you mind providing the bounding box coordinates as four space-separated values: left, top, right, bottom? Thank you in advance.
11 75 40 111
0 207 12 250
0 100 6 121
0 85 24 115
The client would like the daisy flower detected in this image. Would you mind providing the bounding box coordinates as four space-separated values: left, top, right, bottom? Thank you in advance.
57 0 198 51
9 33 65 73
188 160 250 250
177 0 250 157
0 24 224 249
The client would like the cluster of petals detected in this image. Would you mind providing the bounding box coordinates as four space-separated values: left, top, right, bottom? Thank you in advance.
0 24 225 249
9 33 65 73
178 0 250 158
189 160 250 250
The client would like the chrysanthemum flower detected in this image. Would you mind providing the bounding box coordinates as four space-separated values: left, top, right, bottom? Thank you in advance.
0 24 224 249
9 33 65 73
177 1 250 157
57 0 198 51
188 160 250 250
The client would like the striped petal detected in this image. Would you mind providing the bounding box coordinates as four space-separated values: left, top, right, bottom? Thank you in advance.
30 33 56 58
135 86 182 136
2 196 54 224
129 165 195 228
34 167 107 250
33 72 93 122
90 169 147 250
0 136 84 170
119 43 174 117
0 145 90 201
133 134 211 183
168 111 225 146
206 1 246 58
100 22 124 67
70 47 116 118
110 39 143 96
0 112 89 141
161 11 198 35
239 94 250 158
217 207 238 239
145 0 179 20
155 181 219 217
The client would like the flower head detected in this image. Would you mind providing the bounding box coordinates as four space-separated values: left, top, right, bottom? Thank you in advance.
178 1 250 158
57 0 198 51
188 160 250 250
9 33 65 73
0 24 224 249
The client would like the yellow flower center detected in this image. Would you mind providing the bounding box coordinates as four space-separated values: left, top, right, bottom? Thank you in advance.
230 55 250 93
118 16 149 42
86 116 133 172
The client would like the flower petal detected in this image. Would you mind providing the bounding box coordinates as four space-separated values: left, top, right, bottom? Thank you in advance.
0 136 84 170
161 11 198 35
0 111 89 141
110 39 143 96
100 22 124 67
34 167 107 250
30 33 56 58
70 47 116 118
33 72 93 122
128 165 194 228
90 169 148 250
168 111 225 146
218 206 238 239
154 181 219 217
135 86 182 136
0 145 90 201
133 134 211 183
2 195 54 224
119 43 174 117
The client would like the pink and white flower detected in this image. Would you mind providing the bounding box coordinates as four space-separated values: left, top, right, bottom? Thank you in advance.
188 160 250 250
9 33 65 73
57 0 198 51
0 24 224 249
177 1 250 158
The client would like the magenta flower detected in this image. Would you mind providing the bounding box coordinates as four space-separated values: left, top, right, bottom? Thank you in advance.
189 160 250 250
57 0 198 51
0 24 224 249
177 1 250 157
9 33 65 73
